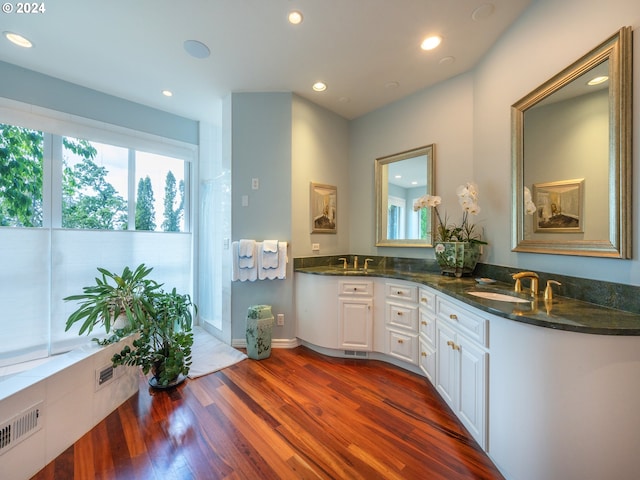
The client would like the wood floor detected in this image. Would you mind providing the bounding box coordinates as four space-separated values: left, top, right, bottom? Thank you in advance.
32 346 504 479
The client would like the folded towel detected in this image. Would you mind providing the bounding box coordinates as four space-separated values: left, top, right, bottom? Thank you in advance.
238 239 255 268
261 240 279 269
258 241 288 280
232 241 257 282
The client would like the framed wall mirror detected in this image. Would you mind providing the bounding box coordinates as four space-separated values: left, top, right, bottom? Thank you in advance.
375 144 435 247
512 27 632 258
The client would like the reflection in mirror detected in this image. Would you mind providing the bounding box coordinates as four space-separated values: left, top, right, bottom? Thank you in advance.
512 27 632 258
375 144 435 247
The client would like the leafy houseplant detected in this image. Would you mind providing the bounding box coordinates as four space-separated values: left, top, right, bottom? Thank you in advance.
63 264 161 336
111 288 195 387
414 182 488 277
64 264 196 388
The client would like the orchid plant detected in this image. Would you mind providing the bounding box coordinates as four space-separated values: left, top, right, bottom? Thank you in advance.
413 181 487 245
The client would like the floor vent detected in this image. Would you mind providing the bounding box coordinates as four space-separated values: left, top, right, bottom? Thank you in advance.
344 350 368 358
0 401 43 456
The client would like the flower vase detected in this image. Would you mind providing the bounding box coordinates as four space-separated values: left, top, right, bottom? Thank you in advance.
434 241 481 277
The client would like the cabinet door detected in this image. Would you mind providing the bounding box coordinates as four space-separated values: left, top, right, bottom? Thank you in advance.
419 338 436 385
435 320 458 409
419 310 436 346
339 297 373 351
458 337 487 448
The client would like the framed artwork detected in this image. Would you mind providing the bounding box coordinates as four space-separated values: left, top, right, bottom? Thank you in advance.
310 182 337 233
532 178 584 233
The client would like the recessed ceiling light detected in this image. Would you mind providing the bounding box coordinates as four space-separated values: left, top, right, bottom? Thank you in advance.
288 10 303 25
4 31 33 48
183 39 210 59
439 56 455 65
384 81 399 89
421 35 442 51
161 90 173 97
312 82 327 92
588 75 609 86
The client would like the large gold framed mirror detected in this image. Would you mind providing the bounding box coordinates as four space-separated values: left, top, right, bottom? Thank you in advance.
512 27 632 258
375 144 435 247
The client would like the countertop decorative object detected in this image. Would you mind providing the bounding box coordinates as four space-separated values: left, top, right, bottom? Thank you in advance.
294 262 640 336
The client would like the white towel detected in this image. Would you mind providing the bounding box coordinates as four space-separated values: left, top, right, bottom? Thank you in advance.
261 240 279 269
232 241 257 281
238 239 255 268
258 241 288 280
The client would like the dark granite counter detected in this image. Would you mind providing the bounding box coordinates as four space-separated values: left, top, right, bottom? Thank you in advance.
295 264 640 336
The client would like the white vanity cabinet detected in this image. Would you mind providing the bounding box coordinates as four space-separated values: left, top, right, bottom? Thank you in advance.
435 295 488 449
295 273 340 349
338 279 373 351
418 286 437 385
384 281 419 365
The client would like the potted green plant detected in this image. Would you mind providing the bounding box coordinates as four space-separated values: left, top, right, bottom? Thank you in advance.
63 264 160 336
64 264 196 388
414 182 488 277
111 288 195 388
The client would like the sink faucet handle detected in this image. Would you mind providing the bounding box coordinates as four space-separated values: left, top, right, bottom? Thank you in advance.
544 280 562 301
338 257 348 269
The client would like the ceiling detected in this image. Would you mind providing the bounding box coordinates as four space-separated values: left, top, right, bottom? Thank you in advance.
0 0 532 123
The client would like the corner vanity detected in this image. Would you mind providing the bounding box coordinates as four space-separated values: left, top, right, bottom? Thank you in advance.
294 261 640 480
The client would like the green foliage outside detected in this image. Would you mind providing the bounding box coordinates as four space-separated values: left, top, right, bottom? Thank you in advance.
0 124 43 227
161 171 184 232
135 176 156 231
1 123 185 232
62 139 128 229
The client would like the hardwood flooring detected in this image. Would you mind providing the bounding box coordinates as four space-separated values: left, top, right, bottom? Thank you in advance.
31 346 504 479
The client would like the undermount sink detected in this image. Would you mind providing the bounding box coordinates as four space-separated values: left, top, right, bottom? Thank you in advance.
467 290 531 304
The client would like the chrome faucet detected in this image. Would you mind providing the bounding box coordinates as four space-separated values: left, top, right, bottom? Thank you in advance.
512 271 539 297
364 258 374 270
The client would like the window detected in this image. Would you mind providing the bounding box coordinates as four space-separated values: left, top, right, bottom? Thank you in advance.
0 114 195 368
0 123 44 227
387 195 405 239
62 137 129 230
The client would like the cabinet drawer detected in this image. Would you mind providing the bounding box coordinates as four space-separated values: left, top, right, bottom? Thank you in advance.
436 297 487 346
339 280 373 296
418 287 436 313
386 302 418 331
385 282 418 302
387 329 418 364
419 310 436 346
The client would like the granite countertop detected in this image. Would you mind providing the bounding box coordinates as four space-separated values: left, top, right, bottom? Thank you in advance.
295 266 640 336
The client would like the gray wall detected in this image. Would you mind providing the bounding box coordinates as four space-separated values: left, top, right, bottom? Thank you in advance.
348 0 640 285
0 61 198 144
230 92 294 340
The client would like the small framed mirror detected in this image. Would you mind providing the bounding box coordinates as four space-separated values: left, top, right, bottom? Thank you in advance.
512 27 632 258
375 144 435 247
